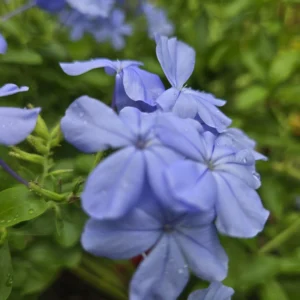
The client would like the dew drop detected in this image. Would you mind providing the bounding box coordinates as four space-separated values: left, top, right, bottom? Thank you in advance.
28 208 35 215
6 274 13 287
6 219 11 223
242 158 247 163
178 268 184 274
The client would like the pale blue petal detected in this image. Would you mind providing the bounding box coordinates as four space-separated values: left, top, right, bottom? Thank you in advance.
156 87 180 111
214 173 270 237
61 95 133 152
82 147 146 219
60 59 116 76
165 161 216 211
175 225 228 281
130 235 190 300
156 35 195 89
188 282 234 300
81 212 161 259
144 145 183 206
172 91 199 118
123 67 165 106
0 107 40 145
66 0 114 17
155 113 205 161
0 33 8 54
0 84 28 97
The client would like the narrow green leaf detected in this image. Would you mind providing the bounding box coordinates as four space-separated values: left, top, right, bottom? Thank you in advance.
0 186 48 227
0 50 43 65
269 50 300 85
260 280 288 300
235 85 269 110
0 241 13 300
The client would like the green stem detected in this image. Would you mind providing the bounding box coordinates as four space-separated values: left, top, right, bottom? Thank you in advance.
72 266 127 300
82 255 126 289
259 218 300 254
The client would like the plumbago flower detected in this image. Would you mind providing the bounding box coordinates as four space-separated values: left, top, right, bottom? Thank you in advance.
142 2 174 38
155 117 269 237
188 282 234 300
60 59 164 110
60 34 269 299
81 187 228 299
0 33 8 54
0 84 40 146
36 0 66 12
155 35 231 132
60 95 201 219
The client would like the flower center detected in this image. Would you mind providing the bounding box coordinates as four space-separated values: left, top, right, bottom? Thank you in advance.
163 224 173 233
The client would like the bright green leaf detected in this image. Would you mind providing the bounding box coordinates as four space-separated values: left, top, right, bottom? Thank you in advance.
0 186 48 227
269 50 300 85
260 280 288 300
235 85 269 110
0 241 13 300
0 50 43 65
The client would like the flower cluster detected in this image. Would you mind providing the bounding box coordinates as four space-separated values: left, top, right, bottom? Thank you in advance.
0 47 40 147
60 35 270 299
1 1 173 50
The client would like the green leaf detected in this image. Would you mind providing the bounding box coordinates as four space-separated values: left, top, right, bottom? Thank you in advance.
260 280 288 300
0 241 13 300
235 85 269 110
241 51 266 80
236 256 281 291
0 186 48 227
269 50 300 85
0 50 43 65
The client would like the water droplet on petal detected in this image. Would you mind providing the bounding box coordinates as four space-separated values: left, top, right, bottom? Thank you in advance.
178 268 184 274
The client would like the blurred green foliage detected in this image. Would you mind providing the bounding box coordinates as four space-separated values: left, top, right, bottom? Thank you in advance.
0 0 300 299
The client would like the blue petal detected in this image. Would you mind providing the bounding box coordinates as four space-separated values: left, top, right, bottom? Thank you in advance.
175 224 228 281
182 89 231 132
165 161 216 211
123 67 165 106
60 59 116 76
82 147 146 219
214 173 270 237
0 33 8 54
0 107 40 145
114 75 156 112
61 95 133 152
0 84 28 97
155 113 205 161
36 0 66 12
155 35 195 89
130 235 190 300
66 0 114 17
144 145 183 205
156 87 180 111
81 211 161 259
188 282 234 300
119 106 156 137
172 91 199 119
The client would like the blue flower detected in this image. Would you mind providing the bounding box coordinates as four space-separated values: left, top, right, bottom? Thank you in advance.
61 96 187 219
155 35 231 132
142 3 174 39
155 118 269 237
66 0 115 17
81 188 228 299
188 282 234 300
60 59 164 110
0 33 8 54
36 0 66 12
0 84 41 146
91 9 132 50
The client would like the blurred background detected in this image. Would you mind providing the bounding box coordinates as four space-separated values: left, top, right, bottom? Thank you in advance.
0 0 300 299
